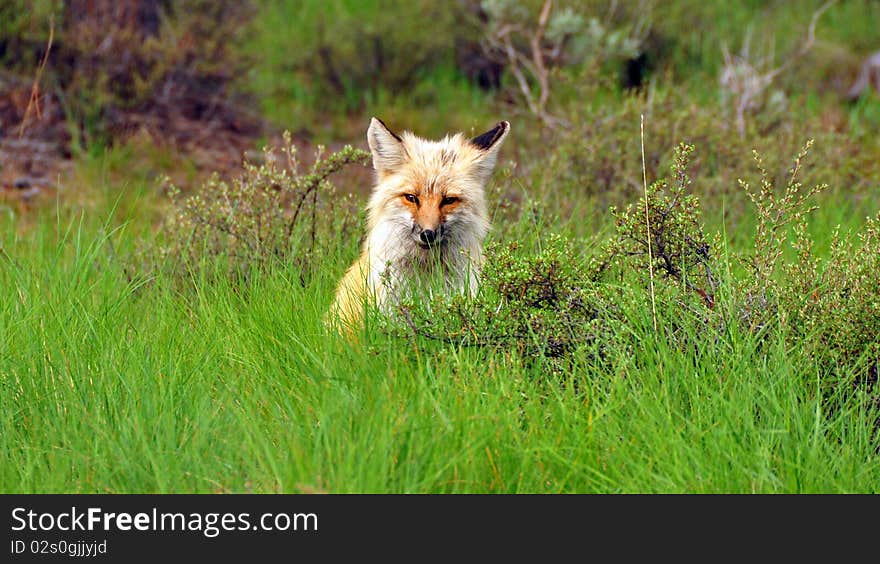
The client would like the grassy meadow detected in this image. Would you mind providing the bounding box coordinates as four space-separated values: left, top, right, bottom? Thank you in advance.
2 0 880 493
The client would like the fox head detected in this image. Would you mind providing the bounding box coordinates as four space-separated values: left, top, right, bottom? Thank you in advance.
364 118 510 253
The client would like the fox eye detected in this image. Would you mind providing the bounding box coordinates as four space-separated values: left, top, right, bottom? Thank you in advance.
403 193 419 205
441 196 460 207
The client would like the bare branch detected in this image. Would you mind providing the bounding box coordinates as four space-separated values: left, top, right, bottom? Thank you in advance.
531 0 553 110
765 0 836 82
847 50 880 101
480 0 569 129
502 35 541 117
18 17 54 137
719 0 836 137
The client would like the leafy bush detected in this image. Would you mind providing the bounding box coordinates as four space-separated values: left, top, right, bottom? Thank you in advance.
780 215 880 381
529 73 880 236
394 135 879 395
736 140 828 333
600 143 717 308
154 133 369 283
396 139 722 366
394 233 619 368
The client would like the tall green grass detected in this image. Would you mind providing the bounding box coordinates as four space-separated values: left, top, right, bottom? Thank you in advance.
2 198 878 493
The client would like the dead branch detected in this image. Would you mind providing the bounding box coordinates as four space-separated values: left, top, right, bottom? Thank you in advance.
720 0 836 137
765 0 835 82
18 17 54 137
847 50 880 101
482 0 571 129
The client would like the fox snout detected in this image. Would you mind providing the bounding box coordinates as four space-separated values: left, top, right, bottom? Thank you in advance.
397 191 454 249
413 223 443 248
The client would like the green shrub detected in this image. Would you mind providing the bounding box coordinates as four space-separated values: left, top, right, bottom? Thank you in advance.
153 133 369 284
525 73 880 240
780 215 880 380
734 140 828 333
394 135 879 394
393 233 619 369
600 142 717 308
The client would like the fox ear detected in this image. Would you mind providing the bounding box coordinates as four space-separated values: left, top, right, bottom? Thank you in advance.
367 117 407 174
469 120 510 183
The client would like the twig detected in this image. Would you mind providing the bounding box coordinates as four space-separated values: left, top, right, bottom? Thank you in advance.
640 114 658 332
846 50 880 100
531 0 553 112
502 35 541 117
483 0 569 129
398 306 481 346
18 16 54 137
720 1 836 137
765 0 836 82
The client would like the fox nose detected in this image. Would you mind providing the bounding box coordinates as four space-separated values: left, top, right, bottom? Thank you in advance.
419 229 438 244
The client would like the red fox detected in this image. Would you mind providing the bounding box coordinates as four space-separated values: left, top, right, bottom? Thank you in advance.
329 117 510 331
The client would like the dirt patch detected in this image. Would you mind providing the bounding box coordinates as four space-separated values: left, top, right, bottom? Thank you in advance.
0 72 71 210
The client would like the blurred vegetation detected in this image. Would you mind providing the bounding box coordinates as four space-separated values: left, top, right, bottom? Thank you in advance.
243 0 491 137
1 0 259 159
4 1 879 146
